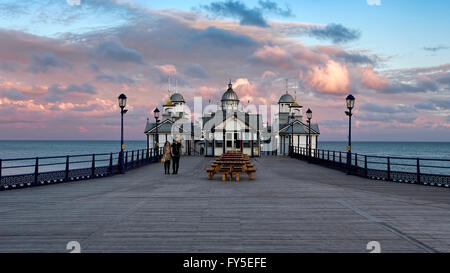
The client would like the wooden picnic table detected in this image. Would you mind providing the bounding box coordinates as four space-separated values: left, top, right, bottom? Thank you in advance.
205 151 257 182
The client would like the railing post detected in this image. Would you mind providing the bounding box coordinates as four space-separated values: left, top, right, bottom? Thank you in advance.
339 152 342 163
137 150 140 166
65 155 69 181
417 158 421 184
355 153 358 167
91 154 95 177
387 157 391 181
327 150 330 161
109 153 113 173
34 157 39 185
0 159 2 182
125 151 128 170
364 155 368 177
333 151 335 162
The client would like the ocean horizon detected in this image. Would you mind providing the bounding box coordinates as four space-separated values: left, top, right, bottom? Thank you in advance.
1 140 449 160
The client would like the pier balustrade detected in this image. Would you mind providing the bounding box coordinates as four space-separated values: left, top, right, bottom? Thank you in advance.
0 147 163 191
290 146 450 188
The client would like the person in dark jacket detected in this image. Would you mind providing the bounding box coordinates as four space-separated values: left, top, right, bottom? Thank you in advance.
171 137 184 174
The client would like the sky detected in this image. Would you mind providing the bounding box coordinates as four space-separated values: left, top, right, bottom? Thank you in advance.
0 0 449 141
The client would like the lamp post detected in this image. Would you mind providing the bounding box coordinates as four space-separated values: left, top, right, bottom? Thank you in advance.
306 108 312 162
118 93 128 174
153 108 160 156
345 94 355 174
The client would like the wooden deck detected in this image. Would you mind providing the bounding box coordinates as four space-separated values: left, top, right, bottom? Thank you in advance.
0 156 449 253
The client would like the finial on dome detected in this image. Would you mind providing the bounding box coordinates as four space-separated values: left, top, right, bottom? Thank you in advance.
228 79 232 89
285 79 288 94
168 75 171 94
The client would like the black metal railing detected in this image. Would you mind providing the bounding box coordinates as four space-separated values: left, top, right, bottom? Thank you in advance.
0 147 163 191
290 146 450 188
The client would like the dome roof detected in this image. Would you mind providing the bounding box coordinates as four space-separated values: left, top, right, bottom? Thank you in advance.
221 82 239 102
279 93 294 103
170 93 185 103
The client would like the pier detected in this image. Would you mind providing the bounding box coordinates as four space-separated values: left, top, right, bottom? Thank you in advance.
1 156 449 253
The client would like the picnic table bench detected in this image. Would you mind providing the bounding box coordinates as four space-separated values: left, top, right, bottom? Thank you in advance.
205 151 257 182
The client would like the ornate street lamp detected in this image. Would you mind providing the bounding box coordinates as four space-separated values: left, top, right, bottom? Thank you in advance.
306 108 312 161
118 93 128 174
345 94 355 174
153 107 160 156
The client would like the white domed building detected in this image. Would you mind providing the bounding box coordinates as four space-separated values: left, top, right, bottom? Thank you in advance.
268 88 320 156
145 80 320 157
201 81 263 156
145 88 194 155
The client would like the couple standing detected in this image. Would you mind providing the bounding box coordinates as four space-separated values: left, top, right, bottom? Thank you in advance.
161 138 184 175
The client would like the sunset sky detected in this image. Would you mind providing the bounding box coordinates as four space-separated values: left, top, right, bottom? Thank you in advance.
0 0 449 141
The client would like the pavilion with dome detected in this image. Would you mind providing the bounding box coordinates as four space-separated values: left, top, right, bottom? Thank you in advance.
144 81 320 156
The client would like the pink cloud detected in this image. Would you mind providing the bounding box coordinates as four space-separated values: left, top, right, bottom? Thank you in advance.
251 45 293 69
304 60 350 94
261 70 277 79
361 65 389 90
154 64 177 76
195 86 218 98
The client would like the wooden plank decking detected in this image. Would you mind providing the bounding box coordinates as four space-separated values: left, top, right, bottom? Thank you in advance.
0 156 449 253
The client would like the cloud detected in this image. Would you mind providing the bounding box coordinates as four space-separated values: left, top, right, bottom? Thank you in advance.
381 79 439 94
303 60 350 94
71 104 98 112
152 65 188 86
360 102 416 114
309 24 361 43
66 0 81 6
201 0 268 27
358 112 418 124
200 0 293 28
0 61 18 72
361 66 389 90
431 99 450 110
1 5 448 140
154 64 177 76
183 64 211 79
95 73 135 85
89 63 100 72
1 88 27 101
45 82 97 102
436 74 450 86
193 26 258 47
91 40 144 64
28 52 72 73
257 0 293 17
414 102 437 110
249 45 294 69
366 0 381 6
336 51 376 65
422 46 449 52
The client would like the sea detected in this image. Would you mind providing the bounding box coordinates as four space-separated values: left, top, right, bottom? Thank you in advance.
0 140 449 176
1 140 449 160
